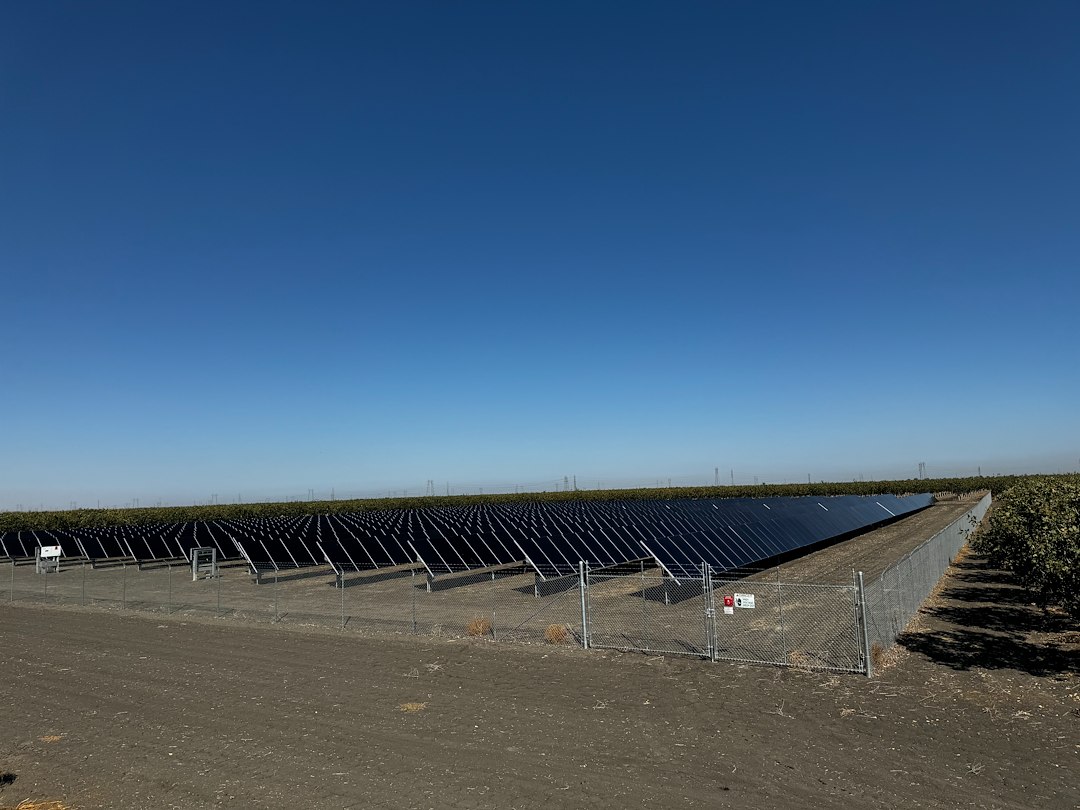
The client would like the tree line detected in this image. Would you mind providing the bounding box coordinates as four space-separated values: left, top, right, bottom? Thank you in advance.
0 473 1052 534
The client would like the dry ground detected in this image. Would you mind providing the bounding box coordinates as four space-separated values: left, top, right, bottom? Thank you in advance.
758 497 981 585
1 550 1077 809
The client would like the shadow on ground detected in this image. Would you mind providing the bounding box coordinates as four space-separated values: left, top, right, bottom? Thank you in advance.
898 556 1079 677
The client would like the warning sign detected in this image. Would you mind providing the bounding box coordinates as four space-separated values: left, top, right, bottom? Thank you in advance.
733 593 756 609
723 606 734 615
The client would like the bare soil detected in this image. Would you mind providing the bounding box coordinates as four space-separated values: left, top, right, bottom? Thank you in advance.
1 551 1077 809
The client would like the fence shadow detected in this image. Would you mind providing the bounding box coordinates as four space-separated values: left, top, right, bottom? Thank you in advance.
898 556 1079 677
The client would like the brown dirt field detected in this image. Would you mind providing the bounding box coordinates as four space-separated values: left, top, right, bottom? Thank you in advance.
1 552 1077 809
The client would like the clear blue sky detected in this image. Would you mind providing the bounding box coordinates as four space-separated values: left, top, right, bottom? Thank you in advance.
2 2 1078 509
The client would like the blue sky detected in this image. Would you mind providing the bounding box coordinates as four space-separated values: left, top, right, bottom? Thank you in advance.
2 2 1078 509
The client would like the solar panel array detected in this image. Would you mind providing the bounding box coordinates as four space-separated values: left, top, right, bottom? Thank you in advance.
0 493 933 578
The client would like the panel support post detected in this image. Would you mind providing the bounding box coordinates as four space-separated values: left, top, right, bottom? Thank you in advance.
857 571 872 678
578 561 589 649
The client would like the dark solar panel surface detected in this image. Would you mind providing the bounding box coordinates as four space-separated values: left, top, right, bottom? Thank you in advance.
0 493 933 576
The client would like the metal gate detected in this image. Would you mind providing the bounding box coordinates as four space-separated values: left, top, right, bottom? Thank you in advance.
584 563 714 659
584 564 866 673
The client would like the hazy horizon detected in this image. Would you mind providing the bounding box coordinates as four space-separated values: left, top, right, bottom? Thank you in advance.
4 452 1077 513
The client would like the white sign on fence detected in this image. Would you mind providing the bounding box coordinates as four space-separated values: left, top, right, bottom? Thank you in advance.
39 545 62 559
733 593 756 609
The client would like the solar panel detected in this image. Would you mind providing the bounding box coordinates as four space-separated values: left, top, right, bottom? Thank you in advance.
0 493 933 579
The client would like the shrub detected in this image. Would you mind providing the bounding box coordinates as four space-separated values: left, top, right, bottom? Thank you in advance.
974 478 1080 617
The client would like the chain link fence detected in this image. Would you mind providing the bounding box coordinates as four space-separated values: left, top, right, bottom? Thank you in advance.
583 564 865 672
860 492 991 673
4 493 991 675
4 559 585 649
585 565 712 658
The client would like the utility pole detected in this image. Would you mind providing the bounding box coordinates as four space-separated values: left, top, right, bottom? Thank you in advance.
714 467 719 486
730 469 734 486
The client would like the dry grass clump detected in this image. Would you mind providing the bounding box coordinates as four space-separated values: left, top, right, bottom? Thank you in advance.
466 617 492 637
9 801 72 810
544 624 569 644
871 642 888 672
786 649 814 671
398 702 427 713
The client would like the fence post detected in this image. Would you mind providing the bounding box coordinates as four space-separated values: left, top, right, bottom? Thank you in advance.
167 563 173 613
411 570 417 634
776 566 788 662
491 571 497 642
578 561 589 649
701 562 712 660
340 570 345 630
273 571 279 622
640 563 648 652
857 571 872 677
217 570 222 616
10 560 14 603
82 561 87 606
43 563 48 604
122 562 127 609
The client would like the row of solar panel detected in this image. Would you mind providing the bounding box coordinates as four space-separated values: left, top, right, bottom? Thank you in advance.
0 494 932 577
